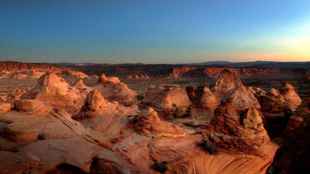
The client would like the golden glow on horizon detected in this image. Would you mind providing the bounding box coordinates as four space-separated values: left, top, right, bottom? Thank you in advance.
198 19 310 62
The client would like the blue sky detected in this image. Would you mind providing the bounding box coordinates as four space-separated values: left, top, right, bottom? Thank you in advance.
1 0 310 63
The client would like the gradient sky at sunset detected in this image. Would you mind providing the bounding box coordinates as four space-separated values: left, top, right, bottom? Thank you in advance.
1 0 310 63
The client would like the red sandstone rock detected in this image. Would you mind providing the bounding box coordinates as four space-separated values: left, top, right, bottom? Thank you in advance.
95 74 137 106
144 86 191 116
22 73 86 114
281 83 302 111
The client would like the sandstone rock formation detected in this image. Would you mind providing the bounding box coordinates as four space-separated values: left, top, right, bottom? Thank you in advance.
15 99 50 115
21 73 86 114
281 82 302 111
133 107 186 137
213 69 243 97
269 109 310 174
205 69 269 154
127 73 150 80
253 83 302 114
0 67 289 174
95 74 137 106
171 66 196 79
0 101 11 113
77 89 130 118
144 86 191 117
200 87 219 111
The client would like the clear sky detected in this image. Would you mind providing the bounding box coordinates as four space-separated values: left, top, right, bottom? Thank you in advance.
1 0 310 63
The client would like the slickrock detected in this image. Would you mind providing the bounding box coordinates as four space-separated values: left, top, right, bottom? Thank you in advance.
95 74 137 106
0 67 292 174
19 137 102 173
15 99 50 115
168 142 278 174
0 151 33 174
171 66 196 79
207 103 270 154
213 69 260 110
21 73 86 114
74 79 90 91
0 102 12 113
270 110 310 174
0 111 80 143
200 87 219 111
144 86 191 116
65 70 88 79
100 74 121 84
256 88 287 114
85 89 110 114
133 107 186 137
77 89 137 118
213 69 243 97
205 70 269 154
204 67 240 78
280 82 302 111
127 73 150 80
90 149 136 174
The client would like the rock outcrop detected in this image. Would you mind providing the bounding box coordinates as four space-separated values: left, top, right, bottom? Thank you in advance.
21 73 86 114
200 87 219 111
133 107 186 137
269 109 310 174
0 66 292 174
206 70 269 154
0 99 12 113
95 74 137 106
254 83 302 114
281 82 302 111
213 69 243 97
171 66 196 79
144 86 191 117
127 73 150 80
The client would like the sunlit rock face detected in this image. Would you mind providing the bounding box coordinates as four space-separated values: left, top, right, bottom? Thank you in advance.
74 79 90 91
21 73 86 115
205 70 269 154
0 101 11 113
143 86 192 117
207 103 270 154
281 82 302 111
200 87 219 111
133 107 186 137
213 69 243 97
253 83 302 114
94 74 137 106
127 73 150 80
0 67 285 174
171 66 196 79
15 99 50 115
